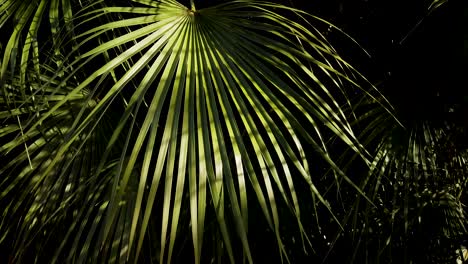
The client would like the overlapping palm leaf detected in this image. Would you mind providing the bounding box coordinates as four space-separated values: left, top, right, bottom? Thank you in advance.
0 64 120 261
0 0 390 263
0 0 84 102
347 101 467 262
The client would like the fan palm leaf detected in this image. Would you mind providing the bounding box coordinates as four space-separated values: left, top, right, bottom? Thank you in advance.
1 0 390 263
346 98 467 263
0 0 82 102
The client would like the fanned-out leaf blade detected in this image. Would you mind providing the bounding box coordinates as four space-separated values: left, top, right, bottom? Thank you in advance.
0 1 401 263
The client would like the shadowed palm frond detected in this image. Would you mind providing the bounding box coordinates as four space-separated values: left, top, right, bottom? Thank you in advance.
347 102 467 263
0 0 89 101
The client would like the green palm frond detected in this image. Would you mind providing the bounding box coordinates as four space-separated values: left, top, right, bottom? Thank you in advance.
1 0 392 263
348 110 468 262
0 0 84 103
0 65 118 260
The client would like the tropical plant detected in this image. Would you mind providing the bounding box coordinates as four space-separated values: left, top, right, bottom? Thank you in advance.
337 0 468 262
348 109 467 263
1 0 464 263
0 0 392 263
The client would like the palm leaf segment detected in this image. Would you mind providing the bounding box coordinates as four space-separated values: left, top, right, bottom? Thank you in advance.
1 0 381 262
0 0 76 99
353 112 468 261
